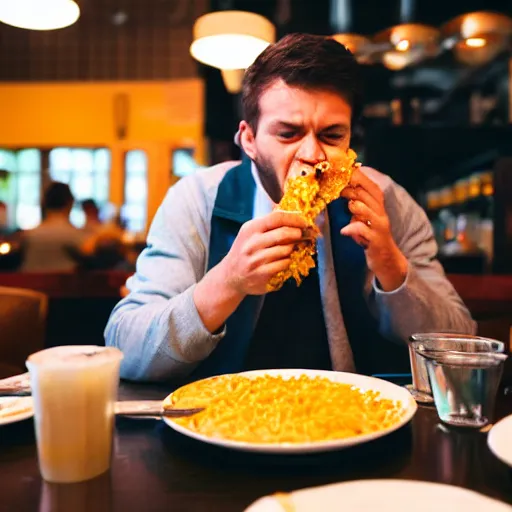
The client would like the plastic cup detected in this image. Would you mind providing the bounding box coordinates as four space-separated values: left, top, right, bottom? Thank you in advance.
26 345 123 483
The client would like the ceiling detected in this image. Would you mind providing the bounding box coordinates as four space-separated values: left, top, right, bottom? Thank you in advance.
0 0 208 81
0 0 510 132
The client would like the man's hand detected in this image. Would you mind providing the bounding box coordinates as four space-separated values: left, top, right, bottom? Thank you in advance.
340 168 408 292
220 210 309 296
194 210 308 333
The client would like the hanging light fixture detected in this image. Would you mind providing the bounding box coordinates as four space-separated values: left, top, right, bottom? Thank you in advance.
370 0 440 70
0 0 80 30
374 23 440 70
441 11 512 66
190 10 275 94
190 11 275 70
331 34 373 64
381 46 425 71
330 0 373 64
220 69 245 94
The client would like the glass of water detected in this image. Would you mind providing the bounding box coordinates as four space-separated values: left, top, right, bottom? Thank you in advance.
412 337 507 428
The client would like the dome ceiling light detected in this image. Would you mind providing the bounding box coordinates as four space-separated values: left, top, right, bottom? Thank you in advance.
331 34 374 64
441 11 512 66
374 23 440 71
190 10 275 70
0 0 80 30
190 10 275 94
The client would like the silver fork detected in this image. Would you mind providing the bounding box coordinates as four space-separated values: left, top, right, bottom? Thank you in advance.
114 400 204 418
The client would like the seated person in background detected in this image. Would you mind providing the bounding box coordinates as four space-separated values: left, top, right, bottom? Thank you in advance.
20 182 86 272
0 201 23 271
105 33 475 382
0 200 22 237
81 198 102 236
0 201 9 236
77 209 131 271
76 231 128 271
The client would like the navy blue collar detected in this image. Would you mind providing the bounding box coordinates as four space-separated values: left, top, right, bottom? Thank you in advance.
211 157 255 224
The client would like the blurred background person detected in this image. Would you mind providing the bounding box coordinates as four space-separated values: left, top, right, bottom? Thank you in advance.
20 182 86 272
0 201 9 236
0 200 23 271
76 205 132 272
0 200 21 237
81 198 102 236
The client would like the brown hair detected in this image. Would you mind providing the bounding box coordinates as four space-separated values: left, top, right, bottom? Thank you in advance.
242 33 362 131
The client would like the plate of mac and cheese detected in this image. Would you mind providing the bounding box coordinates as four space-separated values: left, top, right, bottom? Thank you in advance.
162 369 417 454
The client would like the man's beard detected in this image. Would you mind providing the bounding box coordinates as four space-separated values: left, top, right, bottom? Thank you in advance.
252 155 283 204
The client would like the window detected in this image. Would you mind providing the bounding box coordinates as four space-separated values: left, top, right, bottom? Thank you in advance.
172 148 203 178
49 148 111 228
16 149 42 230
123 150 148 233
0 150 18 227
0 148 42 230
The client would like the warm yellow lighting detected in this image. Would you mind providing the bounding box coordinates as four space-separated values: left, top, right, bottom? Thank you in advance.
0 242 11 255
374 24 440 70
221 69 245 94
465 37 487 48
459 12 512 39
395 39 410 52
190 11 275 71
443 12 512 65
0 0 80 31
481 172 494 197
456 33 506 65
331 33 373 63
382 51 418 70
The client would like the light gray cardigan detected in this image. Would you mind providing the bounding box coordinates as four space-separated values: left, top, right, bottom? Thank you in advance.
105 161 476 381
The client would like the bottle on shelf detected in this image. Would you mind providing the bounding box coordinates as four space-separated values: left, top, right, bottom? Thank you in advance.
422 169 494 274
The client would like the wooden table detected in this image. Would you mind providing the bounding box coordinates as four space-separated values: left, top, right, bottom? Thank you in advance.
1 382 512 511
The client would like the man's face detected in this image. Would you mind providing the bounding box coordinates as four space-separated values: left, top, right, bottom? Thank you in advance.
239 79 352 203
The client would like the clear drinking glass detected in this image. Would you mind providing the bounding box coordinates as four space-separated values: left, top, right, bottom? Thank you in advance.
26 345 123 483
407 333 504 404
412 337 507 428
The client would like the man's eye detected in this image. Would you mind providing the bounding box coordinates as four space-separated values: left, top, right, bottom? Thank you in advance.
278 132 297 139
323 134 344 141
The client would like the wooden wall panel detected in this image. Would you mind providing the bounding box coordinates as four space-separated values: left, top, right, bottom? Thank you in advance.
0 0 208 81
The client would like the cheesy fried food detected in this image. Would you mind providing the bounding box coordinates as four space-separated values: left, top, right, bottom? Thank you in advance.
165 374 403 444
267 148 359 292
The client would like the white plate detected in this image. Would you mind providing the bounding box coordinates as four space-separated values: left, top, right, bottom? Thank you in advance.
0 396 34 426
244 479 512 512
488 413 512 467
163 369 417 454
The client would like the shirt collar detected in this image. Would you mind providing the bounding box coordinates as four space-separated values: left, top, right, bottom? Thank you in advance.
251 161 276 219
233 130 272 218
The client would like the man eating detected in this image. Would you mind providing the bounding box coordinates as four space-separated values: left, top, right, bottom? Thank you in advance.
105 33 475 381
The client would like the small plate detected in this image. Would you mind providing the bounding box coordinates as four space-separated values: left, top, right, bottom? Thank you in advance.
0 397 34 426
244 479 512 512
488 413 512 467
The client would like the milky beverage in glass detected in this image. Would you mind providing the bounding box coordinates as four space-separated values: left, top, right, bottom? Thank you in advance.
26 345 123 483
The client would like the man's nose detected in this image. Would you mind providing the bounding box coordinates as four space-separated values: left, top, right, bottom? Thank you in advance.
296 135 326 166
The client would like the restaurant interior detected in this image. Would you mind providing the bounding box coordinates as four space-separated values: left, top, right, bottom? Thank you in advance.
1 0 512 510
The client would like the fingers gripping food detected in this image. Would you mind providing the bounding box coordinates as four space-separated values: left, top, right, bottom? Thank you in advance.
267 149 359 292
